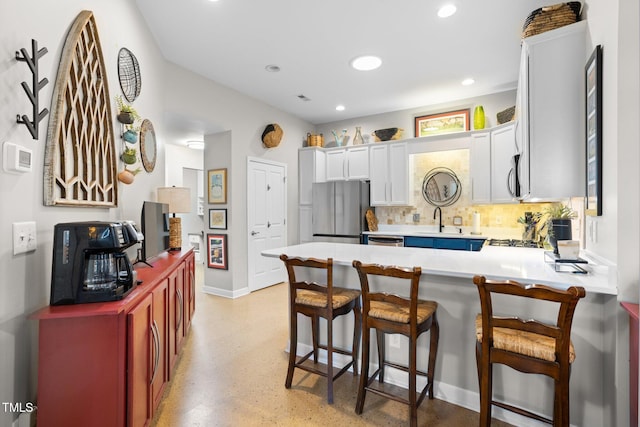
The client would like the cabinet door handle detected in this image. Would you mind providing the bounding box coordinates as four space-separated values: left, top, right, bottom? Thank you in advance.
190 271 195 304
150 320 160 385
507 168 515 197
176 289 184 331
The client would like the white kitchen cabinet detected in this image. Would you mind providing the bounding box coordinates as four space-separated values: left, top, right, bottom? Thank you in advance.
469 132 491 204
369 143 409 206
491 124 517 203
325 146 369 181
298 148 326 205
298 205 313 244
515 21 586 200
470 125 517 204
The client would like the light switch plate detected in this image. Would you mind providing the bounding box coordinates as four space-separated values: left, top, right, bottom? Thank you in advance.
13 221 37 255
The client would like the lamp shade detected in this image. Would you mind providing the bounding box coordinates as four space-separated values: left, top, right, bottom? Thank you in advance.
157 187 191 213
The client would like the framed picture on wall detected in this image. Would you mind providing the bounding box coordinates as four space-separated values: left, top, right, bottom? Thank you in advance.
209 208 227 229
207 234 228 269
208 168 227 204
414 109 470 137
585 45 603 216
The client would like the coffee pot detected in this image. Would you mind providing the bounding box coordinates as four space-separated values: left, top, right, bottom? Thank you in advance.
51 221 139 305
83 252 131 291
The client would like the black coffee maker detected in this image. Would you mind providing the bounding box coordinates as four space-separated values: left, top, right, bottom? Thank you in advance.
50 221 139 305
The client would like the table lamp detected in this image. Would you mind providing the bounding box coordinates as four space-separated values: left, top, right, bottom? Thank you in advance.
157 186 191 250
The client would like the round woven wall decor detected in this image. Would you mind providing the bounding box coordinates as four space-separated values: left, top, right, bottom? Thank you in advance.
118 47 141 102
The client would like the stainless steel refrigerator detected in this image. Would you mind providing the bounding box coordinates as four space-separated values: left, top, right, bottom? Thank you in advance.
312 181 370 244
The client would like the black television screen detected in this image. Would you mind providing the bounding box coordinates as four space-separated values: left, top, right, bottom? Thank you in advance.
141 201 170 262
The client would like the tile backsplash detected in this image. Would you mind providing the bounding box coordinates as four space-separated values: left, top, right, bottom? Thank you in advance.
375 149 582 239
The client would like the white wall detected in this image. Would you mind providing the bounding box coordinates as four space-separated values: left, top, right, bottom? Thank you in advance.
162 62 313 296
0 2 168 426
0 2 312 426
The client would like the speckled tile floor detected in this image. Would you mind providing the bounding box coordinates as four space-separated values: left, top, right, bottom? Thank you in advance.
151 265 514 427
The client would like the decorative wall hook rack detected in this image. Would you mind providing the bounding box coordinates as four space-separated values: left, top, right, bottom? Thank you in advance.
16 39 49 140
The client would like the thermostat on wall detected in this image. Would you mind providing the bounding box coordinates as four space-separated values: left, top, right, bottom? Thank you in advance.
3 142 33 173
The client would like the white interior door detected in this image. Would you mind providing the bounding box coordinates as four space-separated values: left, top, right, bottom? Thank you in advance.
247 158 287 292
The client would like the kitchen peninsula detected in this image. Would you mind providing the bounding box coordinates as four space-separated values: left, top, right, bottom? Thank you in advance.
262 242 616 426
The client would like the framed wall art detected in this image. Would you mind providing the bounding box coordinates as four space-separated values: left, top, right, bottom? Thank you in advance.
209 208 227 229
208 168 227 204
207 234 228 269
414 109 470 137
585 45 602 216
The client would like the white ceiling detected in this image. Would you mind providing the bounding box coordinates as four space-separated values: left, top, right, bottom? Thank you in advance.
134 0 551 126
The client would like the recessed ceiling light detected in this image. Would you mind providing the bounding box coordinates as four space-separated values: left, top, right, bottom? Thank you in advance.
265 64 280 72
350 55 382 71
438 4 457 18
461 78 475 86
336 105 346 111
187 141 205 150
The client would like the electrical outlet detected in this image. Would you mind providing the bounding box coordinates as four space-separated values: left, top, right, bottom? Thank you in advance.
13 221 37 255
495 216 502 225
413 213 420 222
389 334 400 349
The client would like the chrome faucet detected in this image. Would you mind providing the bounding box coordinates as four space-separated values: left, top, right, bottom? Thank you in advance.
433 207 443 233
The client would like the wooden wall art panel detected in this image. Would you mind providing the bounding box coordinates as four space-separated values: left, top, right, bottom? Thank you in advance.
44 10 118 207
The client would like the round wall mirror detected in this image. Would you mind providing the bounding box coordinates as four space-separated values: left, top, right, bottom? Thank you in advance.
140 119 156 173
422 167 461 207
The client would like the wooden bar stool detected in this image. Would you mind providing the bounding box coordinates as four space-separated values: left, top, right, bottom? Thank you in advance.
352 260 439 427
279 255 362 404
473 275 586 426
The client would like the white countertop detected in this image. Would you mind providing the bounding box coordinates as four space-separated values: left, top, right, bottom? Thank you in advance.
262 242 616 295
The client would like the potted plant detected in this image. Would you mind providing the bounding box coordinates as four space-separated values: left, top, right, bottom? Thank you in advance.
121 147 137 165
118 167 141 185
544 203 577 254
115 95 140 125
123 125 139 143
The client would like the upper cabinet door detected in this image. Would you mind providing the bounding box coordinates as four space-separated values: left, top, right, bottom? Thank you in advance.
298 149 326 205
491 124 517 203
387 143 409 205
470 132 491 204
369 145 389 205
325 146 369 181
369 143 409 206
325 149 346 181
516 21 586 200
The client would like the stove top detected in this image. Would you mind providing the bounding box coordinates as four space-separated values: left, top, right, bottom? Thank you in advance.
486 239 543 248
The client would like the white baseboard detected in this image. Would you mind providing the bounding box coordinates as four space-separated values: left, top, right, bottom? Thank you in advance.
291 344 555 427
202 285 250 299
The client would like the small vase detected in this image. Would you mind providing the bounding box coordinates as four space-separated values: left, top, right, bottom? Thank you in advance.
473 105 485 130
353 127 364 145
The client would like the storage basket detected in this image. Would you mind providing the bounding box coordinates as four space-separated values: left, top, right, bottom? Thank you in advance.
306 133 324 147
522 2 582 39
497 106 516 124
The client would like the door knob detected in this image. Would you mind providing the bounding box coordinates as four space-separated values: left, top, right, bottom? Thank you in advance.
251 231 259 236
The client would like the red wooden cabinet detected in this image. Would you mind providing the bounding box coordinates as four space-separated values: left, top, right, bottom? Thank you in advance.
151 279 169 409
127 293 153 427
33 249 195 427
